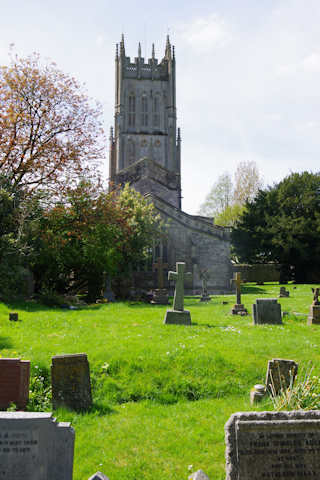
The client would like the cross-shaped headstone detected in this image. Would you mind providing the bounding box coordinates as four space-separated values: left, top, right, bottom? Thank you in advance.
153 257 168 289
231 272 243 305
168 262 191 311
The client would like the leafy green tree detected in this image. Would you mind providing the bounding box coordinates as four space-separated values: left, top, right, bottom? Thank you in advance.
34 182 161 301
232 172 320 282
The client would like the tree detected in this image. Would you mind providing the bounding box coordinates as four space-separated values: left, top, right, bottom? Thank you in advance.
34 182 161 301
199 161 262 225
233 160 263 204
198 172 233 217
0 51 104 192
232 172 320 282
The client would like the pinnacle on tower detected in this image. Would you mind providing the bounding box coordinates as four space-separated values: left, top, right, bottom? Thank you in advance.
120 34 125 56
152 43 155 60
115 43 119 59
138 42 141 58
165 34 171 59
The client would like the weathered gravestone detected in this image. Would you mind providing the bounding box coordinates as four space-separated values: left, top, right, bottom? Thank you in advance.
164 262 191 325
266 358 298 396
225 410 320 480
188 469 211 479
88 472 110 480
0 412 74 479
252 298 282 324
51 353 92 411
308 287 320 325
199 269 211 302
279 286 290 297
151 257 169 305
0 358 30 410
9 312 19 321
230 272 248 315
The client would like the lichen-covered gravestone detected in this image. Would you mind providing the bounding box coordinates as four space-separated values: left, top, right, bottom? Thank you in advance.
225 410 320 480
265 358 298 396
0 412 74 479
252 298 282 324
51 353 92 411
164 262 191 325
0 358 30 409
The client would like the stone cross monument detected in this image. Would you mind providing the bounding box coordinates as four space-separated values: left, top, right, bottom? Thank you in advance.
164 262 191 325
230 272 248 315
199 268 211 302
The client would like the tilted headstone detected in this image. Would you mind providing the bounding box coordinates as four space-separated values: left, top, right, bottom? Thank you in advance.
265 358 298 396
0 358 30 410
279 286 289 297
151 257 169 305
164 262 192 325
230 272 248 315
225 410 320 480
51 353 92 411
308 287 320 325
88 472 110 480
0 412 74 479
252 298 282 324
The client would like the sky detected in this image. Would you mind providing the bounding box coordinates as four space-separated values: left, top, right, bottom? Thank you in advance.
1 0 320 214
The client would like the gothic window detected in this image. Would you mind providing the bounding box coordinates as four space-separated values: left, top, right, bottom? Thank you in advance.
153 95 160 127
128 94 136 127
141 95 148 127
127 139 135 164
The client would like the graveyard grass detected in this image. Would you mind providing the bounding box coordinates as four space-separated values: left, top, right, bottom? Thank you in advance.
0 283 320 480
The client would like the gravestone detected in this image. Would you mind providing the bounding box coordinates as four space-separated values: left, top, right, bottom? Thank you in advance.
279 286 290 297
308 287 320 325
102 274 115 302
266 358 298 396
164 262 191 325
9 312 19 321
230 272 248 315
252 298 282 324
199 269 211 302
151 257 169 305
51 353 92 411
0 412 74 479
0 358 30 410
225 410 320 480
88 473 110 480
188 470 210 480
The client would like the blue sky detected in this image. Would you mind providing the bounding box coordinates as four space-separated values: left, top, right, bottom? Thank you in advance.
1 0 320 213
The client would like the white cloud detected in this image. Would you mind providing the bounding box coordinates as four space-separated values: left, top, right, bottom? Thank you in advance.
302 52 320 72
177 14 232 54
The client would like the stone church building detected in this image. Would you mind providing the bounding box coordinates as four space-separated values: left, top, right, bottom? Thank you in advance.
109 35 231 293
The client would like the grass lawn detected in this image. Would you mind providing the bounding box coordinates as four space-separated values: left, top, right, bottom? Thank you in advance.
0 283 319 479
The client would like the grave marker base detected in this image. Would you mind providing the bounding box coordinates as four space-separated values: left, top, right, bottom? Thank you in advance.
164 310 191 325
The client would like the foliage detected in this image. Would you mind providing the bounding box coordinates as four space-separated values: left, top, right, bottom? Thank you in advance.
198 171 233 217
233 160 263 204
199 161 262 226
0 51 104 193
232 171 320 282
270 365 320 411
33 182 161 300
26 365 51 412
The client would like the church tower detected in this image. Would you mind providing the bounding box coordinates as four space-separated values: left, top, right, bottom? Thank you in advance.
109 35 182 209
